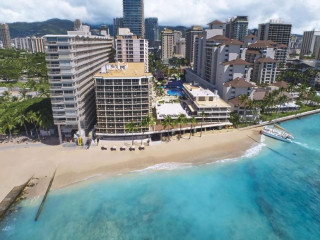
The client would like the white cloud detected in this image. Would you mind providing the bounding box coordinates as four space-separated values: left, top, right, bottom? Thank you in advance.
1 0 320 34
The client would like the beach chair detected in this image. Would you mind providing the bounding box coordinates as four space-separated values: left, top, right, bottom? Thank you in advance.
129 146 135 151
139 145 145 150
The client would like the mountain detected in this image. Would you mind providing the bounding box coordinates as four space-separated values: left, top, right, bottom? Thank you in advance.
8 19 74 38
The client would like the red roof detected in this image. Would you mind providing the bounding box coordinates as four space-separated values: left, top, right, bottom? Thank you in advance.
224 78 255 88
257 57 276 63
244 34 257 39
221 59 252 66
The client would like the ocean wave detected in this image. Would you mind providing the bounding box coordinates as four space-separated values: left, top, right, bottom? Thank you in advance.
242 136 266 158
1 225 15 232
132 162 193 173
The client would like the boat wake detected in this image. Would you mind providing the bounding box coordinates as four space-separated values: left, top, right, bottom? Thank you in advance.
294 141 320 152
132 162 193 173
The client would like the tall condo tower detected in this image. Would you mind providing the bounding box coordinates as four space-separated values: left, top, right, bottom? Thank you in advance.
258 19 292 45
113 17 124 36
225 16 248 42
145 17 158 46
0 23 12 49
123 0 145 38
186 26 203 65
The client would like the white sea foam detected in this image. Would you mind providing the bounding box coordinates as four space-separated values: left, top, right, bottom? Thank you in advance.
294 141 320 152
132 162 192 173
1 225 15 232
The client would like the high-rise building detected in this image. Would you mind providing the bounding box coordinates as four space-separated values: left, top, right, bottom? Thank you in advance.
300 30 320 59
14 36 45 53
74 19 82 31
186 26 203 65
192 34 251 97
161 28 174 61
258 19 292 45
0 23 12 49
123 0 145 38
94 62 152 138
175 38 186 58
115 28 149 72
145 17 158 46
44 26 113 143
113 18 124 36
225 16 248 42
100 25 110 36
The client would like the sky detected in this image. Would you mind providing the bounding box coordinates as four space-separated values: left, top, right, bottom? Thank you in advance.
1 0 320 34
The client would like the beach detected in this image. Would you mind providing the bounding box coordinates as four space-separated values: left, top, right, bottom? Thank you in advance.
0 128 261 202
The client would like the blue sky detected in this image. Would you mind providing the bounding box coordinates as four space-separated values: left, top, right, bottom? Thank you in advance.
1 0 320 34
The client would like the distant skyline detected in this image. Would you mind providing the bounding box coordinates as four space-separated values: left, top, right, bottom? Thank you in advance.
1 0 320 34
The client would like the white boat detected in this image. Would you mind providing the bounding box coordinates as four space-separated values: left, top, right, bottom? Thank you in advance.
261 124 294 143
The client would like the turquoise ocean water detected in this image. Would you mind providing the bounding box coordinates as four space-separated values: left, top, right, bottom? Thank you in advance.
1 114 320 240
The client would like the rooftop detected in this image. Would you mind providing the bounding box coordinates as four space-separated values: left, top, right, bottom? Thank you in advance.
183 83 216 98
221 59 252 66
224 78 255 88
208 20 224 25
94 62 151 78
257 57 277 63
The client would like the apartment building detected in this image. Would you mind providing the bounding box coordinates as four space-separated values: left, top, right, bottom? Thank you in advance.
175 38 186 58
115 28 149 72
222 77 255 100
44 27 112 143
0 23 11 49
186 26 203 65
94 62 152 138
258 19 292 45
161 28 174 61
14 36 45 53
225 16 248 42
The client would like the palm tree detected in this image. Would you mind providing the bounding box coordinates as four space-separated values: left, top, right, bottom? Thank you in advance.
27 111 40 140
139 116 150 145
125 121 137 146
19 88 28 100
163 116 174 141
1 115 16 140
15 110 29 137
189 117 197 139
239 94 249 122
200 111 206 137
176 114 187 139
160 119 169 141
2 90 11 102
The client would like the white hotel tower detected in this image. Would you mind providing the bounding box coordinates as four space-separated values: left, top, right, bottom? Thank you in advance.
44 25 112 143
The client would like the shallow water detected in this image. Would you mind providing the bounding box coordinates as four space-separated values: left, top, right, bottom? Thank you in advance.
1 114 320 240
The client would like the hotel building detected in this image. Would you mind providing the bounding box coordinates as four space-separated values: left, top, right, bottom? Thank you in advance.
300 30 320 59
44 27 112 143
145 17 158 46
14 36 45 53
94 62 152 138
161 28 174 62
186 26 203 65
115 28 149 72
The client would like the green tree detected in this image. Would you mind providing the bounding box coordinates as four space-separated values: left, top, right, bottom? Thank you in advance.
27 111 40 140
15 110 29 137
200 112 206 137
176 114 187 139
1 115 16 140
125 121 138 146
189 117 197 139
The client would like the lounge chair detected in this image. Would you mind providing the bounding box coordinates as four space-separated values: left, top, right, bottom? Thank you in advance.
111 146 117 151
139 145 145 150
120 146 126 151
101 145 107 150
129 146 135 151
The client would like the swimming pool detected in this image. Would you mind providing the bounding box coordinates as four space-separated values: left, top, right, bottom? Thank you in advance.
166 88 183 97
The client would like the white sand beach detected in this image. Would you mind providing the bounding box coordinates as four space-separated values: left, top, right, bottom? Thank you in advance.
0 128 261 202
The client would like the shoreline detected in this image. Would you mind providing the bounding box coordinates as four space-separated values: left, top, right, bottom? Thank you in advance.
0 128 262 202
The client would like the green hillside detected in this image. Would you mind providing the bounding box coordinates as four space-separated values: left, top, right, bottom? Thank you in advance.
8 19 74 38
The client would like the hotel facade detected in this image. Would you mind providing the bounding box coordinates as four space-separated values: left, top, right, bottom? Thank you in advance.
44 27 112 143
94 62 152 138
